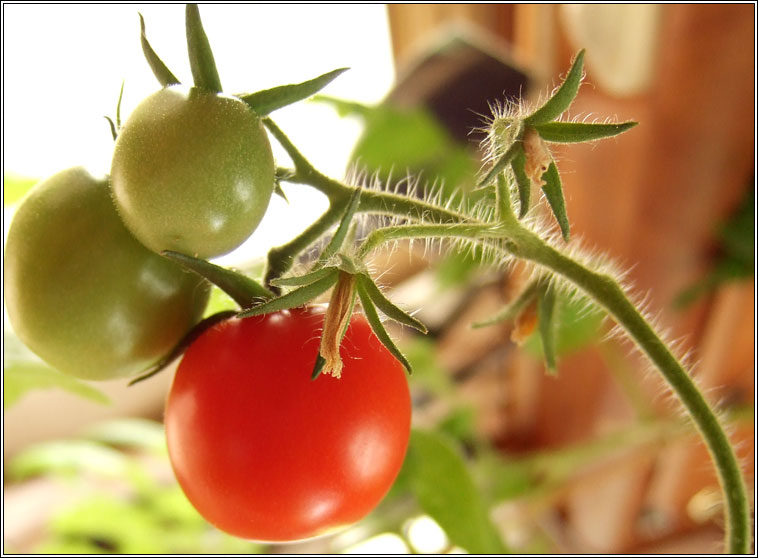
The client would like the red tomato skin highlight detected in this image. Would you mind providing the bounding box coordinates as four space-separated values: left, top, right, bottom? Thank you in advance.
165 307 411 541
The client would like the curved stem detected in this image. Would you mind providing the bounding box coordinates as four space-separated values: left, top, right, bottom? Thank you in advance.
355 217 749 553
266 115 748 551
513 231 750 554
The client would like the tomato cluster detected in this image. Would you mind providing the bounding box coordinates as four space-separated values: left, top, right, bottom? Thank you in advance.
5 85 276 379
3 167 210 380
4 11 411 543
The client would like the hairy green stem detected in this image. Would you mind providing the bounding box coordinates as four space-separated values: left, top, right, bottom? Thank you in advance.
352 218 749 553
357 223 499 260
265 117 748 551
513 230 750 554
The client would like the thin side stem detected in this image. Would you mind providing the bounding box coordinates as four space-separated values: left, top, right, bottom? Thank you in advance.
357 223 501 260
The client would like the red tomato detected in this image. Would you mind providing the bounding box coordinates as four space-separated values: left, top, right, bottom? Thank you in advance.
165 306 411 542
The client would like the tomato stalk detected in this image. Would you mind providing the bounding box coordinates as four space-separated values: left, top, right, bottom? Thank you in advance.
262 115 749 552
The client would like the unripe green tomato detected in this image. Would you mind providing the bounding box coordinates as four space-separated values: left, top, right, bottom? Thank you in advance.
3 167 210 380
110 86 275 259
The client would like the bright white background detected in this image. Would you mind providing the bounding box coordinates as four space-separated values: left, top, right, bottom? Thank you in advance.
3 4 396 262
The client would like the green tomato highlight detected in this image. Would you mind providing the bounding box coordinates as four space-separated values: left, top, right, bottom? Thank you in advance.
110 86 276 259
3 167 210 381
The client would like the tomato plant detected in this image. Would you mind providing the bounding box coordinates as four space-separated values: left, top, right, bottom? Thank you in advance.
110 85 275 259
164 306 411 542
3 167 210 381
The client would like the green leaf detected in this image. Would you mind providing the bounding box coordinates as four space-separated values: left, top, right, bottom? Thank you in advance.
537 283 557 373
541 161 570 241
4 173 38 205
270 265 337 288
8 440 128 480
404 430 509 554
317 97 477 198
675 184 755 307
239 68 348 116
511 145 531 218
4 330 109 407
139 13 180 86
356 273 427 333
477 454 535 503
472 279 540 328
534 121 638 143
477 140 521 189
356 282 413 374
84 418 166 454
319 187 362 262
524 49 585 125
312 94 372 118
523 290 604 359
402 338 453 396
162 251 273 309
185 4 222 92
237 270 338 317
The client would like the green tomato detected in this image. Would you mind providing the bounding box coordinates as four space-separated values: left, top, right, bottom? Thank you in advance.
110 86 275 259
3 167 210 380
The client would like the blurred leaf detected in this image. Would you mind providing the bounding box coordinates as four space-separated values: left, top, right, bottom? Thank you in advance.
477 454 535 503
718 186 754 266
404 430 510 554
239 68 348 116
537 283 557 373
434 248 483 288
4 173 38 205
438 407 477 443
204 285 240 316
676 184 754 307
84 419 167 454
523 292 605 359
524 49 585 126
403 337 452 396
316 96 477 198
128 310 237 386
4 330 109 408
8 440 129 480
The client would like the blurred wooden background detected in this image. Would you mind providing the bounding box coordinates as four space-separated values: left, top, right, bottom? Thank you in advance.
385 4 754 553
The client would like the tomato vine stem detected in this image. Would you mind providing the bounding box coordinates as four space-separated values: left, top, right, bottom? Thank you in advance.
265 113 749 553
